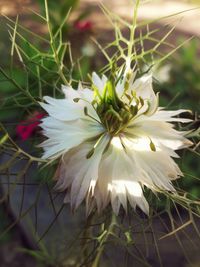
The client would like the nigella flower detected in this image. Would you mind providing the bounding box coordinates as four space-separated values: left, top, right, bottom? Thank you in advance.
39 68 192 215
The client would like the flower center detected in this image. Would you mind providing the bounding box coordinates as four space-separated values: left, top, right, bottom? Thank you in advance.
94 78 139 135
96 102 133 135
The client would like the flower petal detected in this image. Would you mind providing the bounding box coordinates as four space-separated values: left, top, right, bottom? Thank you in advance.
127 118 192 151
55 134 110 210
144 108 192 123
96 137 149 214
40 94 99 122
40 96 84 121
92 72 107 94
62 85 80 100
133 74 158 115
40 117 104 159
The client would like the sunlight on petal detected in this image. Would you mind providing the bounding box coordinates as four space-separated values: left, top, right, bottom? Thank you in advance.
125 181 142 197
132 138 152 151
111 137 123 150
125 137 161 152
89 180 96 195
108 180 142 197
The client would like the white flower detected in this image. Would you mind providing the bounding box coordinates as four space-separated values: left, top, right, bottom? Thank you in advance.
39 70 192 215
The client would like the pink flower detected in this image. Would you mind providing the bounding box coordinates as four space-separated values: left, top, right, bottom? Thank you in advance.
74 20 92 32
16 111 45 141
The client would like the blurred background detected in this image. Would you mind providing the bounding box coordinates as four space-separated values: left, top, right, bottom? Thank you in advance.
0 0 200 266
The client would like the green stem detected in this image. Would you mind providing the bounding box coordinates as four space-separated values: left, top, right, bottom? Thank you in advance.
81 212 95 265
44 0 69 86
91 213 116 267
127 0 140 61
0 124 46 163
0 67 37 104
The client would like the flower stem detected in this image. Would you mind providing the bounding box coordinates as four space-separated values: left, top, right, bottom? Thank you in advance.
91 213 116 267
44 0 69 86
127 0 140 61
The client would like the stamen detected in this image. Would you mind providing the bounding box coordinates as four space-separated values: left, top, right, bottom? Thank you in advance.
130 104 138 116
139 96 144 106
86 148 95 159
83 106 102 125
105 107 123 122
149 139 156 152
73 98 80 103
85 133 106 159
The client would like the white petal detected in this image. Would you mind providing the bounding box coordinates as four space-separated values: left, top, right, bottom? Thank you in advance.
62 84 94 103
40 96 84 121
40 117 104 159
96 137 150 214
147 109 192 123
62 85 80 100
126 182 149 214
92 72 107 94
126 119 192 151
40 94 99 122
116 78 125 97
116 71 136 100
130 149 181 188
55 134 109 210
133 74 158 115
71 135 109 209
